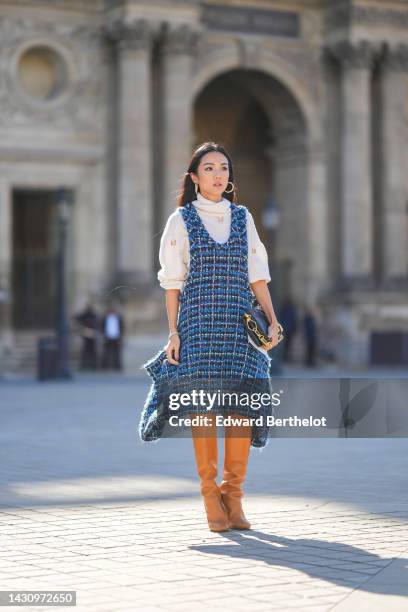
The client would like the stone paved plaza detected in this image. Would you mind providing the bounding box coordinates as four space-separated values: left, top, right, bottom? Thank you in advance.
1 374 408 611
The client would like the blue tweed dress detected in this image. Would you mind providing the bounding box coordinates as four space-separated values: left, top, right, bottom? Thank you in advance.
138 201 274 449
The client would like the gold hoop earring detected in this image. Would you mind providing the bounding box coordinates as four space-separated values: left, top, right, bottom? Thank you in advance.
224 181 234 194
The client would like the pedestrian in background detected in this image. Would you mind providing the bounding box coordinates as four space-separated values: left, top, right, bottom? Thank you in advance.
303 303 318 367
101 304 124 370
73 302 99 371
279 296 298 363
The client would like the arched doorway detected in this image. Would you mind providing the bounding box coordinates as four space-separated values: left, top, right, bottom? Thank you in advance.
193 68 308 304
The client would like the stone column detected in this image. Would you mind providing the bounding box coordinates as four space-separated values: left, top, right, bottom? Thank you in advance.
0 179 12 349
378 43 408 287
105 19 155 288
159 24 200 221
329 41 376 288
307 143 329 302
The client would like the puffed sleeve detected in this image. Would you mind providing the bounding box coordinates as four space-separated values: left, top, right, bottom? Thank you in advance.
246 210 271 284
157 209 190 290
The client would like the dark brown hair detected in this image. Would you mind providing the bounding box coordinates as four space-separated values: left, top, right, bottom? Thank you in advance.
176 141 237 207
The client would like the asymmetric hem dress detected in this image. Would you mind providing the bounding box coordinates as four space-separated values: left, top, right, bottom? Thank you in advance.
138 200 275 450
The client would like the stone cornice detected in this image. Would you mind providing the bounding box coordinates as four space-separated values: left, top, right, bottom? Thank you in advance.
104 0 201 8
353 5 408 28
159 22 202 56
103 18 155 51
324 40 378 69
326 2 408 30
0 143 104 164
0 0 102 11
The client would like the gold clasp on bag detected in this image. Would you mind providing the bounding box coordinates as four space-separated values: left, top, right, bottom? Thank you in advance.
243 313 269 346
243 314 285 347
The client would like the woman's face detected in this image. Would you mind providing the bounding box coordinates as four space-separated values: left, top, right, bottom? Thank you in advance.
190 151 230 201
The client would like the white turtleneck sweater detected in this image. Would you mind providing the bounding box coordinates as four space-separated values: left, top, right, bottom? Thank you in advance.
157 192 272 355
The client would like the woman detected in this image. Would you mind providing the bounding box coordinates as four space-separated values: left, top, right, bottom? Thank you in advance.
139 141 281 532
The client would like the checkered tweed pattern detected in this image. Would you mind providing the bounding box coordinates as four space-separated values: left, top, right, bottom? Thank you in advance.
139 201 274 449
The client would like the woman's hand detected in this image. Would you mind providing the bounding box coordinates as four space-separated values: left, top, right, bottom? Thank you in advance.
262 322 281 351
165 334 180 365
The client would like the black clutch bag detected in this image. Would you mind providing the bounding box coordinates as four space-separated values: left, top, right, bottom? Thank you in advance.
243 305 284 348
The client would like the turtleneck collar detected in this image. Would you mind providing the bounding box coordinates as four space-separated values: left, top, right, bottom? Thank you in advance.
192 191 231 214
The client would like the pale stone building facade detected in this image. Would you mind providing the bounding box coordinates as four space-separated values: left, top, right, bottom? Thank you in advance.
0 0 407 370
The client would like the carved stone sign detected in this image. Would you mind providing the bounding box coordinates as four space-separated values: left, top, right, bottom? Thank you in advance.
201 4 300 38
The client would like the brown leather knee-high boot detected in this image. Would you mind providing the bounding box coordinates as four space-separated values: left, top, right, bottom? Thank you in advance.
191 414 229 532
220 413 252 529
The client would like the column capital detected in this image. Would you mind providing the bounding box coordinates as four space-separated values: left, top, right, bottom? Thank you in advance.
159 23 202 56
103 18 155 52
325 40 378 69
381 43 408 72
